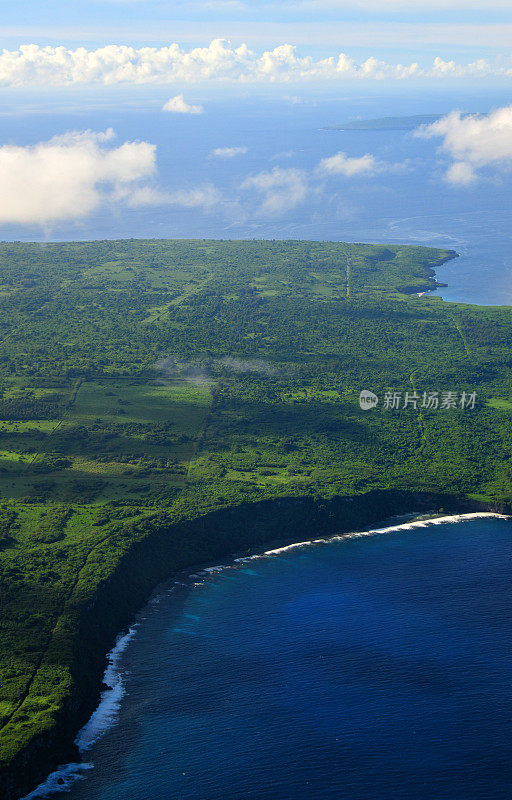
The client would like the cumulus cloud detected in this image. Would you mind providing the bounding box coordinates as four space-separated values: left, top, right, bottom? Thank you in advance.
417 105 512 185
317 151 378 176
162 93 204 113
0 129 157 226
283 95 307 104
0 128 223 226
211 146 248 158
317 150 410 177
239 146 404 214
270 150 294 161
163 185 221 209
0 41 506 87
444 161 477 187
241 167 308 214
119 184 221 210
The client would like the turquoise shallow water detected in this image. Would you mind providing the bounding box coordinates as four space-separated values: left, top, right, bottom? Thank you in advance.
31 516 512 800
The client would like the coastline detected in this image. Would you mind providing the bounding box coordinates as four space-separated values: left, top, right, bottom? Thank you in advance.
399 249 457 295
18 501 510 800
0 240 468 800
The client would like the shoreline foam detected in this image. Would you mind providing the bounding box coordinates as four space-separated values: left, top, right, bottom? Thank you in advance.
21 627 138 799
20 510 509 799
231 512 509 563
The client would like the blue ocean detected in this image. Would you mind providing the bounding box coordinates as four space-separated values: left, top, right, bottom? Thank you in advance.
3 85 512 305
12 85 512 799
28 515 512 800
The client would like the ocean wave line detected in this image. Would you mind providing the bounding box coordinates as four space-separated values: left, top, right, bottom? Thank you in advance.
20 510 509 798
232 512 509 563
21 626 138 799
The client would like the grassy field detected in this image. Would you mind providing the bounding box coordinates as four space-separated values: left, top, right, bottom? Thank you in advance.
0 378 212 501
2 238 512 796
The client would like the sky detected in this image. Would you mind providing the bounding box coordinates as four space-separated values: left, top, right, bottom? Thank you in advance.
3 0 512 60
2 0 512 88
2 0 512 242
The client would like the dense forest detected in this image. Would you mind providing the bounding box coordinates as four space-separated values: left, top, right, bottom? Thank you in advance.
1 238 512 798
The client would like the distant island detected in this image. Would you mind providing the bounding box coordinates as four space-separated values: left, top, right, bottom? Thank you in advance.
323 114 442 131
2 239 512 799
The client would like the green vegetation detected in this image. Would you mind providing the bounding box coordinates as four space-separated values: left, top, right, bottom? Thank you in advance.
1 238 512 797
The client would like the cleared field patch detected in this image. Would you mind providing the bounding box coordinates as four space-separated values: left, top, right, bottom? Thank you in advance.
0 380 212 500
0 451 33 473
487 398 512 410
68 380 210 427
0 421 59 433
56 380 211 494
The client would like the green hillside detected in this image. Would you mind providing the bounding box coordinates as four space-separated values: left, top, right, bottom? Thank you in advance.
1 238 512 797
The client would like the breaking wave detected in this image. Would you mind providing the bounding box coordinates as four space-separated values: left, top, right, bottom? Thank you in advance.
21 626 138 799
20 511 508 798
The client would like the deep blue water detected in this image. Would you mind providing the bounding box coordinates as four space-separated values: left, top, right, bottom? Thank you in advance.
35 516 512 800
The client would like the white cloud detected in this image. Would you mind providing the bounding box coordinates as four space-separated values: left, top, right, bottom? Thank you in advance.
166 185 222 209
270 150 294 160
444 162 477 186
239 146 407 213
0 129 157 226
0 128 222 226
241 166 308 214
283 95 307 104
51 128 117 144
162 93 204 113
317 151 378 176
417 105 512 184
317 150 410 177
211 146 248 158
0 41 508 87
125 184 221 209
